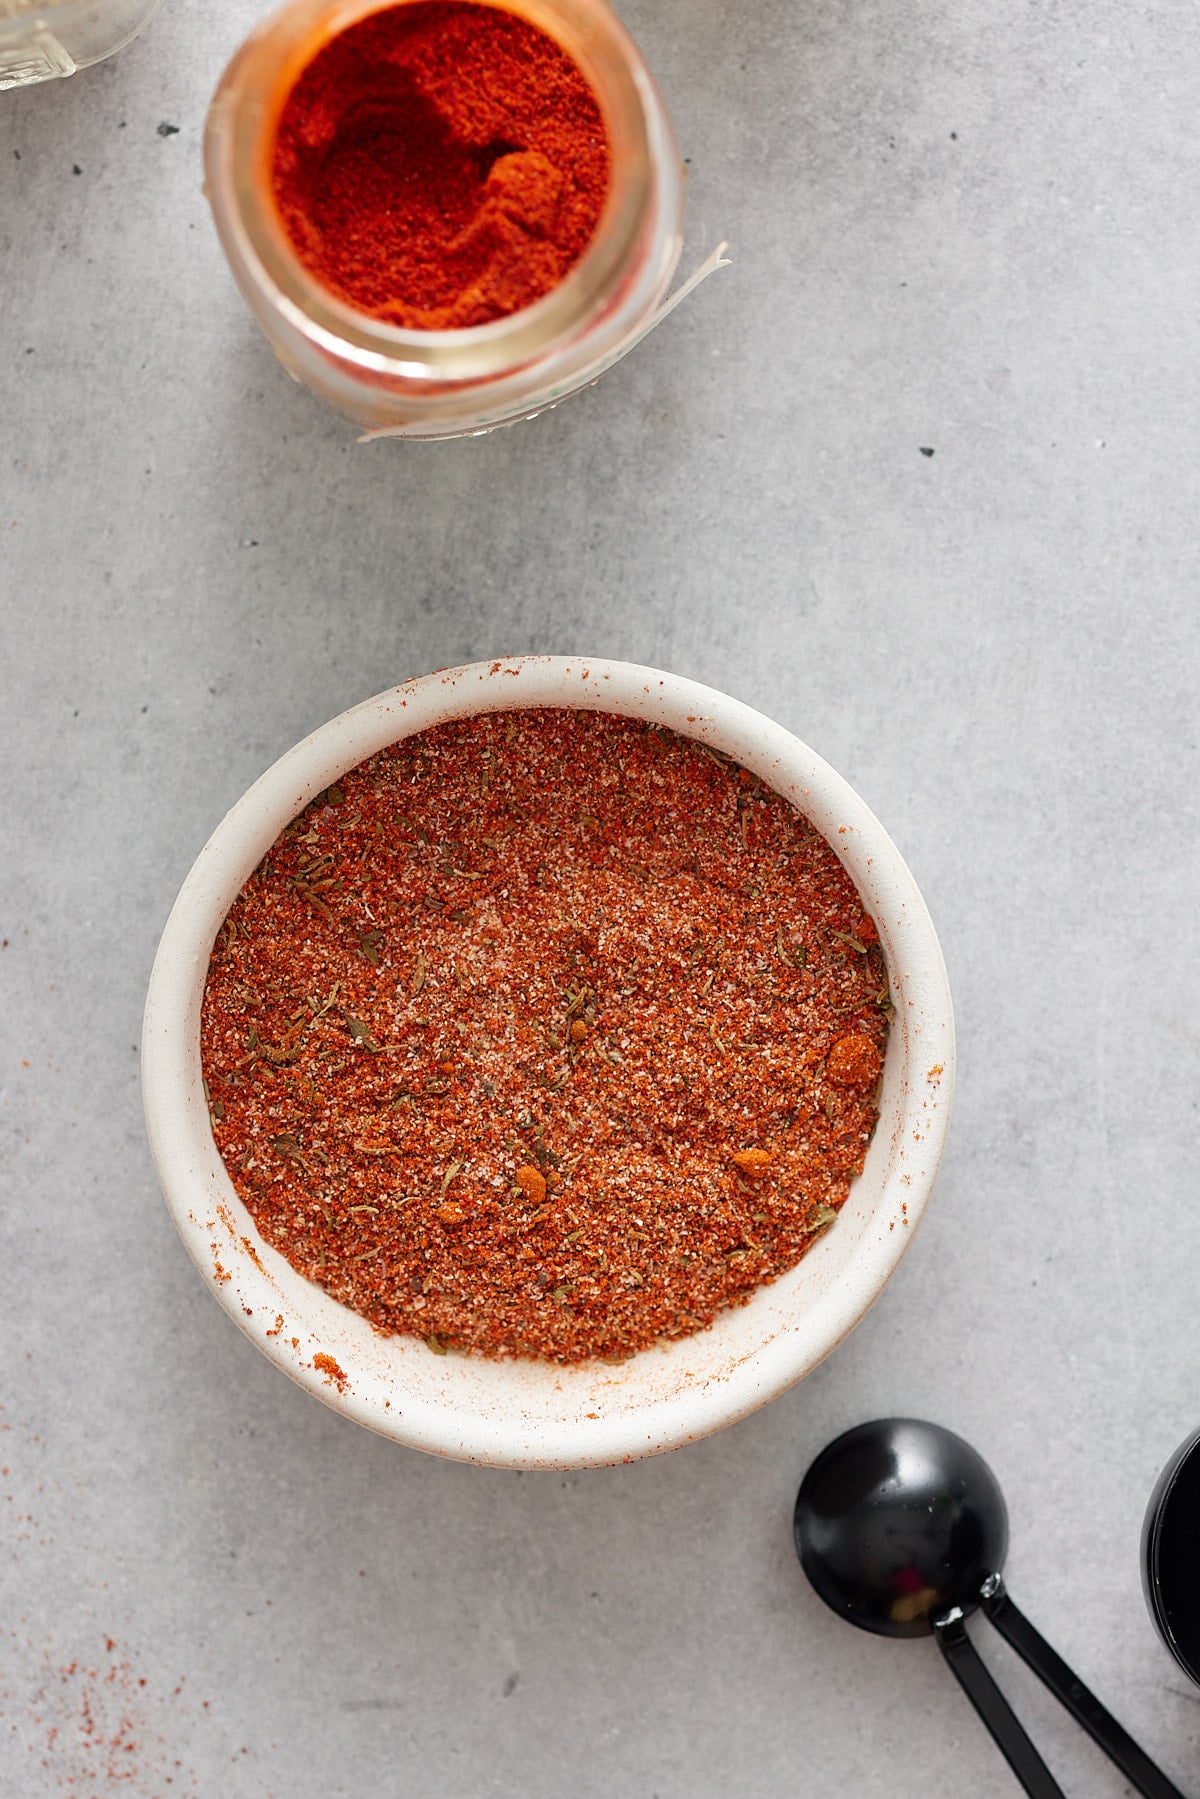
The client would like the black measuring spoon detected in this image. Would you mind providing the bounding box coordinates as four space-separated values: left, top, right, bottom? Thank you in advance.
794 1418 1184 1799
1144 1426 1200 1690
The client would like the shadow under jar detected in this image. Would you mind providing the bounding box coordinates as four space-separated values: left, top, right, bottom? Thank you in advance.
204 0 685 439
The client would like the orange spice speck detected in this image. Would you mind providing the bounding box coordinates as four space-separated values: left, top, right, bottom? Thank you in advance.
827 1033 883 1088
313 1352 349 1392
730 1148 773 1177
515 1165 547 1203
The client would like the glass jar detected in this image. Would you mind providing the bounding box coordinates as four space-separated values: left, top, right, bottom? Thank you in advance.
0 0 159 88
204 0 686 439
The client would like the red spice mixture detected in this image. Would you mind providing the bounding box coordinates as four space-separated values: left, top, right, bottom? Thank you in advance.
270 1 610 329
200 710 888 1362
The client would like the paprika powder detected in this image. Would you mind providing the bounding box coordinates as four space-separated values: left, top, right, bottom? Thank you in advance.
204 0 691 435
271 1 611 329
200 710 889 1364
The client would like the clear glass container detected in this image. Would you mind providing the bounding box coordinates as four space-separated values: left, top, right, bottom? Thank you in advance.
0 0 160 88
204 0 685 439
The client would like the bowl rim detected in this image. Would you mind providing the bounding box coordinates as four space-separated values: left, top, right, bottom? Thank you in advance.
142 656 955 1468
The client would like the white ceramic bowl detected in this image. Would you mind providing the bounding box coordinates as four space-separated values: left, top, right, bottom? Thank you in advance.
142 657 954 1468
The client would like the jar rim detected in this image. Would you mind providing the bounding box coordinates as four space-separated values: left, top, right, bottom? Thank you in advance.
206 0 658 386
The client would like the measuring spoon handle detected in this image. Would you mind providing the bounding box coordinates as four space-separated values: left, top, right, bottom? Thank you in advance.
980 1576 1186 1799
934 1609 1066 1799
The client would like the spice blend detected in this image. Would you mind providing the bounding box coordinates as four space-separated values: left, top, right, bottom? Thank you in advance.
200 709 889 1362
270 1 610 329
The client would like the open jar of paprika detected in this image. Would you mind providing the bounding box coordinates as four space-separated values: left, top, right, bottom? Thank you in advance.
204 0 695 439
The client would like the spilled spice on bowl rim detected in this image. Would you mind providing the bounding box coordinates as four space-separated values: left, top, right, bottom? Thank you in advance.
199 709 889 1363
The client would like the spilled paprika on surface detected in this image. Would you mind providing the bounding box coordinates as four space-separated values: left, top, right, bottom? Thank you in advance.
200 710 889 1364
270 1 611 329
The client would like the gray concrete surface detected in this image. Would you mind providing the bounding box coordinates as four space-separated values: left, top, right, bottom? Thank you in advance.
4 0 1200 1792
